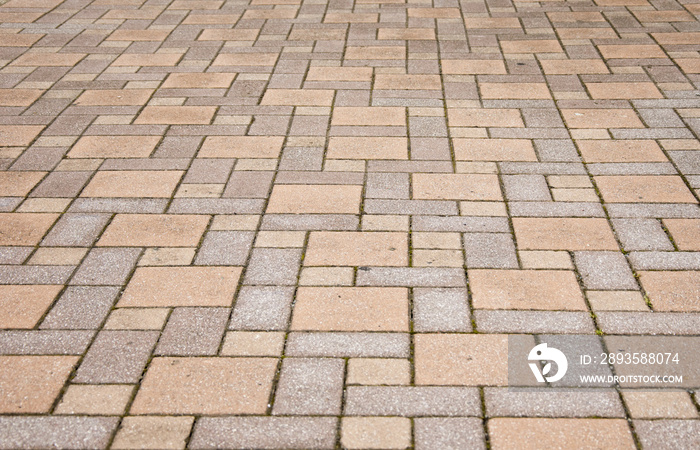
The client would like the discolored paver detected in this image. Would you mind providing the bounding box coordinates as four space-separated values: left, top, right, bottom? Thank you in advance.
1 0 699 447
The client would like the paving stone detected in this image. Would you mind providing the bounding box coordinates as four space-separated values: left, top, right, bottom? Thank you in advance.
0 285 62 329
463 233 518 269
347 358 410 386
664 219 700 251
305 232 408 267
638 271 700 311
103 309 169 331
415 334 508 386
98 214 209 247
230 286 294 331
470 269 587 310
155 307 228 356
56 384 134 415
2 0 700 443
267 185 362 214
130 357 277 415
119 267 241 307
190 417 337 450
623 391 699 419
356 267 466 287
634 420 700 450
243 248 301 285
345 386 481 416
194 231 254 266
69 199 168 214
611 219 674 251
503 175 552 201
41 286 119 330
413 288 471 332
513 218 619 251
574 251 638 290
292 287 407 332
0 247 32 265
0 330 94 355
40 213 110 247
0 417 118 450
412 216 510 232
0 355 78 413
81 171 183 198
414 418 486 450
286 332 409 358
341 417 411 450
475 311 595 334
628 252 700 270
112 416 194 450
0 265 74 285
0 213 58 246
221 331 285 357
273 358 344 415
70 248 141 286
488 418 635 449
74 331 158 384
413 173 502 201
597 312 700 335
595 176 697 203
485 388 625 417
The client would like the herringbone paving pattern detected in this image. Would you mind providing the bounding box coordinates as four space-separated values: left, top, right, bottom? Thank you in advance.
0 0 698 447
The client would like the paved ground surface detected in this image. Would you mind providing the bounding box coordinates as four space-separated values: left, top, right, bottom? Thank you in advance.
0 0 699 448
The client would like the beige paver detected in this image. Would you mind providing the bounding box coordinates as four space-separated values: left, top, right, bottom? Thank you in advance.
130 357 277 414
118 267 242 307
